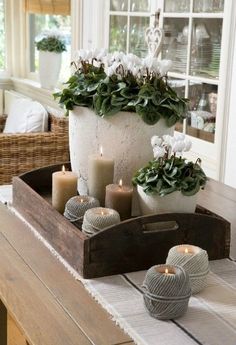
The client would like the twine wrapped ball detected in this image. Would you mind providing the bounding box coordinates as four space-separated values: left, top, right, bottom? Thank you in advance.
64 195 100 225
82 207 120 236
166 244 209 294
142 265 191 320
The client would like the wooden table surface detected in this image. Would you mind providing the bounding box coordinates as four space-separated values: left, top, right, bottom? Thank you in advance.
0 179 235 345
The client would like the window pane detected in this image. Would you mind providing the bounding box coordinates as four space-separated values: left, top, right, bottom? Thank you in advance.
109 16 127 52
110 0 128 11
29 13 71 82
190 19 222 79
130 0 150 12
186 82 217 143
129 16 149 57
164 0 190 12
162 18 189 74
0 0 5 70
193 0 224 13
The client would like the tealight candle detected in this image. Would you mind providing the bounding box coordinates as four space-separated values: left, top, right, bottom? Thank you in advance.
52 165 78 214
82 207 120 236
142 264 191 320
166 244 209 294
88 146 114 206
105 179 133 220
64 195 100 223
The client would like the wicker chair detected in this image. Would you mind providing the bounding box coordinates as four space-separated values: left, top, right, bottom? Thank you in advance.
0 113 69 185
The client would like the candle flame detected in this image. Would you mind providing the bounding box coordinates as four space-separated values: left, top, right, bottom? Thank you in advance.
119 179 123 188
101 210 104 216
80 198 84 203
165 268 169 274
185 248 189 254
62 165 66 174
100 146 103 157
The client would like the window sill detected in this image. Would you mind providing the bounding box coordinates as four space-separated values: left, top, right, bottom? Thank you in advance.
11 77 63 113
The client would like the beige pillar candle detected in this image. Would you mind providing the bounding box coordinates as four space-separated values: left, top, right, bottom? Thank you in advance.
52 165 78 214
88 147 114 206
105 179 133 220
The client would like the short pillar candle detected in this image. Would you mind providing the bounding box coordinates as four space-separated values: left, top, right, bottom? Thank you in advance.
52 166 78 214
105 180 133 220
82 207 120 236
142 264 191 320
88 147 114 206
166 244 209 294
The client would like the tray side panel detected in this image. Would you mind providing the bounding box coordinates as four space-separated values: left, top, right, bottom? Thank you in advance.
83 213 230 278
12 177 86 276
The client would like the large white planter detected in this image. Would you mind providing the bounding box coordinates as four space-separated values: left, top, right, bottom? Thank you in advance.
69 106 174 196
39 51 62 89
137 185 197 215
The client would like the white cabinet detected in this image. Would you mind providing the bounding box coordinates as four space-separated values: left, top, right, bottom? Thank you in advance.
159 0 234 179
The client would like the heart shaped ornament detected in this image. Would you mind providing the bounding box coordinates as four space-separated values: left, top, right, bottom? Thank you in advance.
145 27 164 58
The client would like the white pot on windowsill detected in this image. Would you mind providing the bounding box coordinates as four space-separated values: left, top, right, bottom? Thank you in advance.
38 51 62 90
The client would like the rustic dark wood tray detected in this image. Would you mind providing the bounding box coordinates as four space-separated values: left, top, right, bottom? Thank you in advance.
12 163 230 279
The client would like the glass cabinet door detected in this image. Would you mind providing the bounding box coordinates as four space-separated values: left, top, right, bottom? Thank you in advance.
161 0 224 145
108 0 152 57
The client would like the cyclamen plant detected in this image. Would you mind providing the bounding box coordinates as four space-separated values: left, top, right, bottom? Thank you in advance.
54 49 188 126
35 30 66 53
132 133 207 196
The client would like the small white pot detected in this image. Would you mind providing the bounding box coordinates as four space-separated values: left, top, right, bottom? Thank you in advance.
39 51 62 89
137 185 198 215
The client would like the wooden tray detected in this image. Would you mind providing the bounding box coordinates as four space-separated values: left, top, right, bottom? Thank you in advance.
12 163 230 279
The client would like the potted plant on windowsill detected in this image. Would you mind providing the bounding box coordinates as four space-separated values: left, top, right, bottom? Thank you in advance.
54 50 188 195
36 30 66 90
132 133 207 215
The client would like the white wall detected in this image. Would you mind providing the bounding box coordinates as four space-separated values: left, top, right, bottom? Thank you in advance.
224 17 236 187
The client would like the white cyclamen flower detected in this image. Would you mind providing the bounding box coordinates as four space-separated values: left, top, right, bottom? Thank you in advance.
162 134 175 147
184 138 192 151
151 135 162 147
174 132 185 141
153 146 166 159
96 48 107 60
158 59 173 76
172 141 185 154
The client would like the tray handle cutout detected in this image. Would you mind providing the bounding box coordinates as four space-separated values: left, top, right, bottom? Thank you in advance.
142 220 179 233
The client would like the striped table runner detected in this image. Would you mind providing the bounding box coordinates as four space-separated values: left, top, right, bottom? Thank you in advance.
83 259 236 345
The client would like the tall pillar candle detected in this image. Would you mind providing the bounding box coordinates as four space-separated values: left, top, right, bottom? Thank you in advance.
88 147 114 206
105 180 133 220
52 165 78 214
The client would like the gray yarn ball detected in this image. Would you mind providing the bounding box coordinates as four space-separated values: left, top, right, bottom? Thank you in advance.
142 265 191 320
64 195 100 222
82 207 120 236
166 245 209 294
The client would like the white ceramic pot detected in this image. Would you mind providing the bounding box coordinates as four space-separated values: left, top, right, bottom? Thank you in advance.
137 185 198 215
39 51 62 89
69 106 174 195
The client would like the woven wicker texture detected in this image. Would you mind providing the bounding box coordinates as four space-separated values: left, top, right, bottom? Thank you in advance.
166 244 209 294
0 114 69 185
142 265 191 320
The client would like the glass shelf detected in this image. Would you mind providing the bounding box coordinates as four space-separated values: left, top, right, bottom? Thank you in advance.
186 82 217 143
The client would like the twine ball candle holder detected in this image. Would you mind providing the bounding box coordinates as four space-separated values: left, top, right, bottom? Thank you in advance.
82 207 120 236
166 244 209 294
64 195 100 226
142 264 191 320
